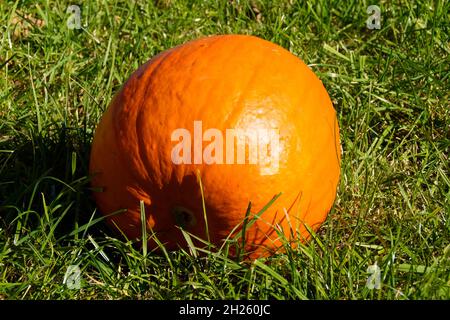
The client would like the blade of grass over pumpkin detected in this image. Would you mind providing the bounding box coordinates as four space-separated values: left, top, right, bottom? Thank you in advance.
238 201 252 261
282 207 295 239
215 193 283 256
179 228 198 259
175 227 215 249
140 200 147 257
231 193 282 243
196 169 210 245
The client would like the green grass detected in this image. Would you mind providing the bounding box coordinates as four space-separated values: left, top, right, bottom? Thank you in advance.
0 0 449 299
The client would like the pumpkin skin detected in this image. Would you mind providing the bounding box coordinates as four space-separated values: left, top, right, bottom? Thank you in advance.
89 34 341 258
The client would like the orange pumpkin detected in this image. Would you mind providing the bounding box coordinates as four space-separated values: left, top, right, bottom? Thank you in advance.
89 34 341 258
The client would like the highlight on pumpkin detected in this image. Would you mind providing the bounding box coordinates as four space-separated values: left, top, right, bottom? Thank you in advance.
170 120 280 176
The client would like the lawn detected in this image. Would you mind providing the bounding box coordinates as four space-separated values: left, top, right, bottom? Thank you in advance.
0 0 449 300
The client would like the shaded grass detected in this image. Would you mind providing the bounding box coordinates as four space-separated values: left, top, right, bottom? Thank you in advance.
0 0 449 299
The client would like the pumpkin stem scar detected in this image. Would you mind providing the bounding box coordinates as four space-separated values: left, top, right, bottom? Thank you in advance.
172 206 197 229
